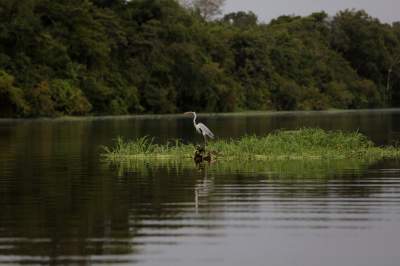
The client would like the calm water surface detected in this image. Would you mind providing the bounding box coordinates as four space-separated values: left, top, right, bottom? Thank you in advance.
1 110 400 265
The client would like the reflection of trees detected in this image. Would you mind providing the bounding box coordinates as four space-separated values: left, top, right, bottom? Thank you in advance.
0 118 207 264
0 120 136 264
1 162 136 264
1 113 400 263
1 150 396 263
1 157 219 263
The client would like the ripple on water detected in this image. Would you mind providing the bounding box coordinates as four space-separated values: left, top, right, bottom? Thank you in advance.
1 112 400 266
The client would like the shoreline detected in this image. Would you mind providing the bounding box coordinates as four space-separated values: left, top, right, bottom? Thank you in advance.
1 108 400 122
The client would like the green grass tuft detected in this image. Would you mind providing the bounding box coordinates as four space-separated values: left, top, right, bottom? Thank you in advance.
102 128 400 162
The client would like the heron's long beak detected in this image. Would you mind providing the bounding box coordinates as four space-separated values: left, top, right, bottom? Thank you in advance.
183 112 192 116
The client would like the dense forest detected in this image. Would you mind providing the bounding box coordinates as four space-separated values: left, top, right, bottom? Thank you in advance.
0 0 400 117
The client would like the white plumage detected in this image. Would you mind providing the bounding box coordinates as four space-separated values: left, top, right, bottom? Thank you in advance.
184 112 214 144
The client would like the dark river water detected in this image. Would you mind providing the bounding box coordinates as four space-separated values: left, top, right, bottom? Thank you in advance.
1 109 400 266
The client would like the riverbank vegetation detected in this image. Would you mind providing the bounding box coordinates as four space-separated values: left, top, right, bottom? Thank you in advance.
102 128 400 162
1 0 400 117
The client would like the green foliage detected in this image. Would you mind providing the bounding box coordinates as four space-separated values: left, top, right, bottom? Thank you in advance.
102 128 400 161
0 1 399 117
26 79 91 117
228 29 273 109
0 70 29 117
331 9 400 105
325 81 354 108
48 79 92 115
222 11 258 28
26 81 55 117
350 79 382 108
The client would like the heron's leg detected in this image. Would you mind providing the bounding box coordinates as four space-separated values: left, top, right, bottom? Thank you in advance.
203 135 207 149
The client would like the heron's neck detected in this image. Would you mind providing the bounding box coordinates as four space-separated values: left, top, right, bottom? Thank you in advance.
193 113 197 126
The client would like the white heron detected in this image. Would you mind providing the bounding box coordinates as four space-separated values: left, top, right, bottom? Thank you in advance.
184 112 214 146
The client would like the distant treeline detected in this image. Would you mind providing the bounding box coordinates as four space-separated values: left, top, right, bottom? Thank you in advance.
1 0 400 117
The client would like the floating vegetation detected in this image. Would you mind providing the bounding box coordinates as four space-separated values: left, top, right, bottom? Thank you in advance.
102 128 400 163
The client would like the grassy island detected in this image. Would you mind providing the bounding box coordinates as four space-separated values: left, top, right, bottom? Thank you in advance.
102 128 400 162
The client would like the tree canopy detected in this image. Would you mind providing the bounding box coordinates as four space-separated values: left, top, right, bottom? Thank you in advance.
0 0 399 117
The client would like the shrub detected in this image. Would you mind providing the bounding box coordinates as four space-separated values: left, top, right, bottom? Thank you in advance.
27 80 91 117
0 70 30 117
49 79 92 115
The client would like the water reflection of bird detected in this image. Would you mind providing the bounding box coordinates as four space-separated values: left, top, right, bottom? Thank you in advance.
184 112 214 146
194 166 214 212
